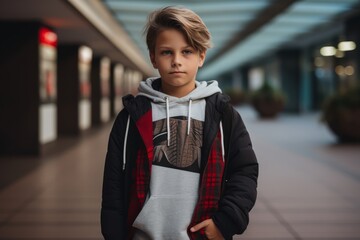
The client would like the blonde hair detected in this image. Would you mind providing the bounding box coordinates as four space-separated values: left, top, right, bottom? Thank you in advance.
144 6 212 54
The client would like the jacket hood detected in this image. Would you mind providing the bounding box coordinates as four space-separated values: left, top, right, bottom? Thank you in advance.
138 77 222 103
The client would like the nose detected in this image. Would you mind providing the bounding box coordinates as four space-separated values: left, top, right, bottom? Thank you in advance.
171 52 182 67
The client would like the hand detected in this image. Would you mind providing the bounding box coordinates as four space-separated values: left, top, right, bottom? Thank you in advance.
190 219 224 240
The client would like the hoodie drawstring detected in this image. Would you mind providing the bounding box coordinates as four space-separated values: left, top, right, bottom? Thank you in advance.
123 115 130 170
165 97 170 147
220 121 225 162
187 99 192 135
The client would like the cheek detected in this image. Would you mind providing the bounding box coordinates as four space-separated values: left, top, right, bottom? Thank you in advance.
158 59 170 68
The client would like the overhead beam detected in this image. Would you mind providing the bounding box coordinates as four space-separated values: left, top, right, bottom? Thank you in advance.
206 0 299 65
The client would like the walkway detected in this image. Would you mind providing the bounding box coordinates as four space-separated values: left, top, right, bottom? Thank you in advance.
237 106 360 240
0 106 359 239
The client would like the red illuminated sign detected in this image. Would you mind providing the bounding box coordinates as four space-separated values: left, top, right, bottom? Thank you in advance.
39 27 57 47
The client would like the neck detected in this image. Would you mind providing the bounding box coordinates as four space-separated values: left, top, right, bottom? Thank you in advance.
161 84 195 98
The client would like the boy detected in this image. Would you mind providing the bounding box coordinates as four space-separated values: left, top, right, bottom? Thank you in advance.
101 6 258 240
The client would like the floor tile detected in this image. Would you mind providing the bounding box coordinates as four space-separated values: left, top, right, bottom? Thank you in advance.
0 224 102 238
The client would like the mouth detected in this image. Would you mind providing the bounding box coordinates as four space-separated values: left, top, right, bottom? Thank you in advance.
169 71 185 74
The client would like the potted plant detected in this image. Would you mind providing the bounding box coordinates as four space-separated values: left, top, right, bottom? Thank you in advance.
321 84 360 142
251 82 285 118
224 87 247 106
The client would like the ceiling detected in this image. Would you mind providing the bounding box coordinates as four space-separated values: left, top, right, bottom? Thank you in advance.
102 0 360 80
0 0 154 75
0 0 359 80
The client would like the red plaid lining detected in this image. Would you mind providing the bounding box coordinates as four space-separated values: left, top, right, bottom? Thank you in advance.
126 110 153 239
188 130 225 239
126 148 148 240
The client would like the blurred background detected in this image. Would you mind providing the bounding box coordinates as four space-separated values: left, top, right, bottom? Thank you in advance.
0 0 359 239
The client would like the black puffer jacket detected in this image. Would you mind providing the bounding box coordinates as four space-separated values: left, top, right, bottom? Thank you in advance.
101 92 258 240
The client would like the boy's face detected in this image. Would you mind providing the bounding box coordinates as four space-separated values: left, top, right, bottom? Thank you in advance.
150 29 206 97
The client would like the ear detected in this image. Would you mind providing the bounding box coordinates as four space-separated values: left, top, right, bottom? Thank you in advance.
150 52 157 69
198 50 206 67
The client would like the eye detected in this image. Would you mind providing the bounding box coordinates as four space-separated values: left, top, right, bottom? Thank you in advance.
183 49 193 55
160 50 172 56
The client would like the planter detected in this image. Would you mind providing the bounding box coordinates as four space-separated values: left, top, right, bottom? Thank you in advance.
325 107 360 142
250 82 285 119
322 84 360 142
252 98 284 118
224 89 246 106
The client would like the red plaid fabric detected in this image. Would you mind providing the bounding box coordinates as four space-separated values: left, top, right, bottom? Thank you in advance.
126 147 148 240
133 109 153 207
135 147 150 207
126 110 153 239
188 130 225 239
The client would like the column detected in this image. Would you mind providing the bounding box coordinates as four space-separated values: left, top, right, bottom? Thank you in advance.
0 22 57 155
277 49 301 113
58 45 93 135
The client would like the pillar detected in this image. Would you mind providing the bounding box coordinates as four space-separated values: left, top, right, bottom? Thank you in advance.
57 45 92 135
0 22 57 155
277 49 301 113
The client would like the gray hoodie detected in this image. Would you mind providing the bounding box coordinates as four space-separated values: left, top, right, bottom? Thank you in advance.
132 77 221 240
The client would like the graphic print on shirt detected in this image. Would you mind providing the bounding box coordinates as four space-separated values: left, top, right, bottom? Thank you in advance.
153 116 203 173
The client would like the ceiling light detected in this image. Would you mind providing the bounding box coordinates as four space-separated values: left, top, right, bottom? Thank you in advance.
338 41 356 51
79 46 93 63
320 46 336 56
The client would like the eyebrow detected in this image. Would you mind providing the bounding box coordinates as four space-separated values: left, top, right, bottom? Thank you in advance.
158 45 193 49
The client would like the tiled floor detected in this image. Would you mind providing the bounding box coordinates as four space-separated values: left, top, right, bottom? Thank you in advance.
236 107 360 240
0 106 359 239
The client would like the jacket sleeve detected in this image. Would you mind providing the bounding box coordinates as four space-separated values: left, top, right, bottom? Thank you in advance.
101 110 129 239
212 107 258 239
